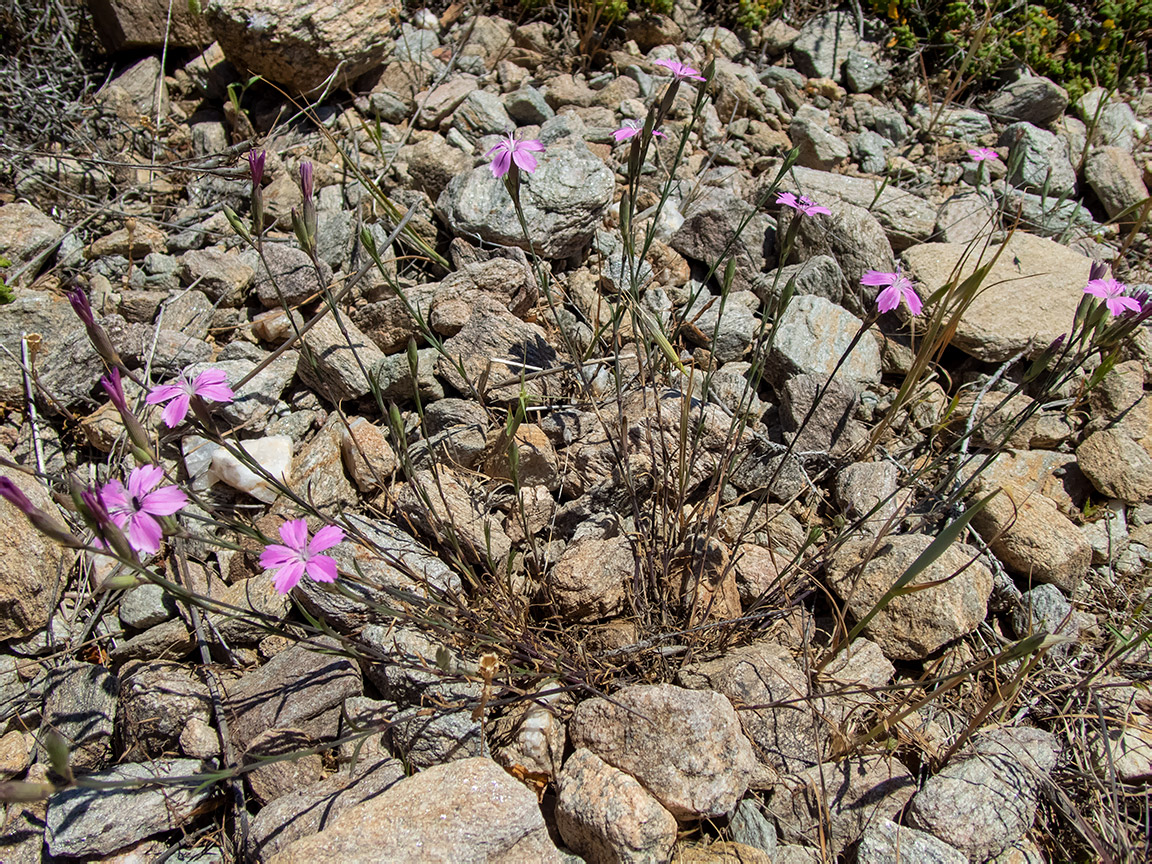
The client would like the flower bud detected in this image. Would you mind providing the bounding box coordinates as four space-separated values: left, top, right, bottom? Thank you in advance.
67 286 122 370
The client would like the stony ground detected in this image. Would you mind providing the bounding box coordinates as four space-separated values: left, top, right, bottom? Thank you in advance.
0 1 1151 863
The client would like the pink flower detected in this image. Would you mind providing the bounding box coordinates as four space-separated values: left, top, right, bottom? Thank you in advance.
613 120 666 143
777 192 832 216
653 58 707 82
486 133 545 178
260 519 345 594
967 147 1000 162
146 369 235 428
863 267 923 316
1084 277 1142 316
100 465 188 556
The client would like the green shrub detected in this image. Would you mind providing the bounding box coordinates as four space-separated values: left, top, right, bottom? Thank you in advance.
873 0 1152 100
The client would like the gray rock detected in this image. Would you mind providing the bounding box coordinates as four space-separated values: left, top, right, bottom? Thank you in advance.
394 21 443 69
781 374 868 459
854 100 909 144
226 638 362 751
768 295 882 387
205 0 395 93
359 624 480 707
913 104 993 139
834 461 902 535
852 129 889 174
729 799 777 855
844 51 889 93
246 242 332 308
0 447 72 640
1077 88 1144 151
291 412 358 510
792 11 871 81
765 165 935 249
96 54 168 118
935 191 999 245
998 122 1078 196
371 347 445 403
46 758 210 857
435 144 614 259
1077 428 1152 504
40 663 117 772
1085 146 1149 220
986 75 1069 126
682 289 760 363
769 755 917 856
109 617 196 664
1011 583 1078 641
556 748 677 864
997 186 1099 238
677 642 822 775
389 705 484 768
780 197 894 313
902 232 1091 362
247 758 407 863
0 202 64 285
857 819 966 864
119 583 177 629
505 85 555 125
297 313 387 403
119 661 212 760
672 187 775 294
452 89 512 141
406 134 471 201
547 535 632 622
181 246 254 306
826 534 992 660
569 683 757 819
790 107 850 170
907 727 1060 861
266 757 562 863
756 255 844 306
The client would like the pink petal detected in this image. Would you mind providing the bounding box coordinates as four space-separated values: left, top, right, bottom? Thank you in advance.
305 555 339 584
903 286 923 316
146 384 184 405
860 270 898 287
876 285 901 313
140 484 188 517
489 149 512 178
511 148 539 173
161 394 192 427
193 369 234 403
279 518 310 551
517 139 544 152
101 479 129 516
128 465 164 498
776 192 798 209
127 512 163 555
271 561 305 594
260 543 298 570
308 524 345 553
614 126 639 143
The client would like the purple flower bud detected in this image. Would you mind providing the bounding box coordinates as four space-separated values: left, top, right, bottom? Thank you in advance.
248 149 266 187
101 367 129 415
68 286 96 328
1088 260 1110 282
0 477 35 516
299 161 314 201
80 488 111 525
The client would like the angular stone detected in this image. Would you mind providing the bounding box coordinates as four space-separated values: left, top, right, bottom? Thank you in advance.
436 145 614 259
672 187 774 294
297 314 387 403
902 233 1091 362
970 481 1091 593
40 663 118 772
267 757 562 863
834 460 903 535
766 166 935 249
226 638 361 752
290 413 358 510
986 75 1068 126
181 246 254 306
1077 428 1152 504
118 661 212 760
769 755 917 856
857 819 966 864
248 242 333 308
768 295 881 387
0 202 64 284
556 748 677 864
907 727 1060 861
0 445 72 640
790 108 849 170
998 122 1078 197
569 683 756 819
826 534 992 661
547 535 632 622
206 0 395 93
406 134 471 201
781 374 868 459
792 11 870 81
46 759 210 857
1085 146 1150 221
119 582 176 629
340 416 399 492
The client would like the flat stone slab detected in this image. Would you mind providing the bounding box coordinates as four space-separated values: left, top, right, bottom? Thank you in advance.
902 232 1092 362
